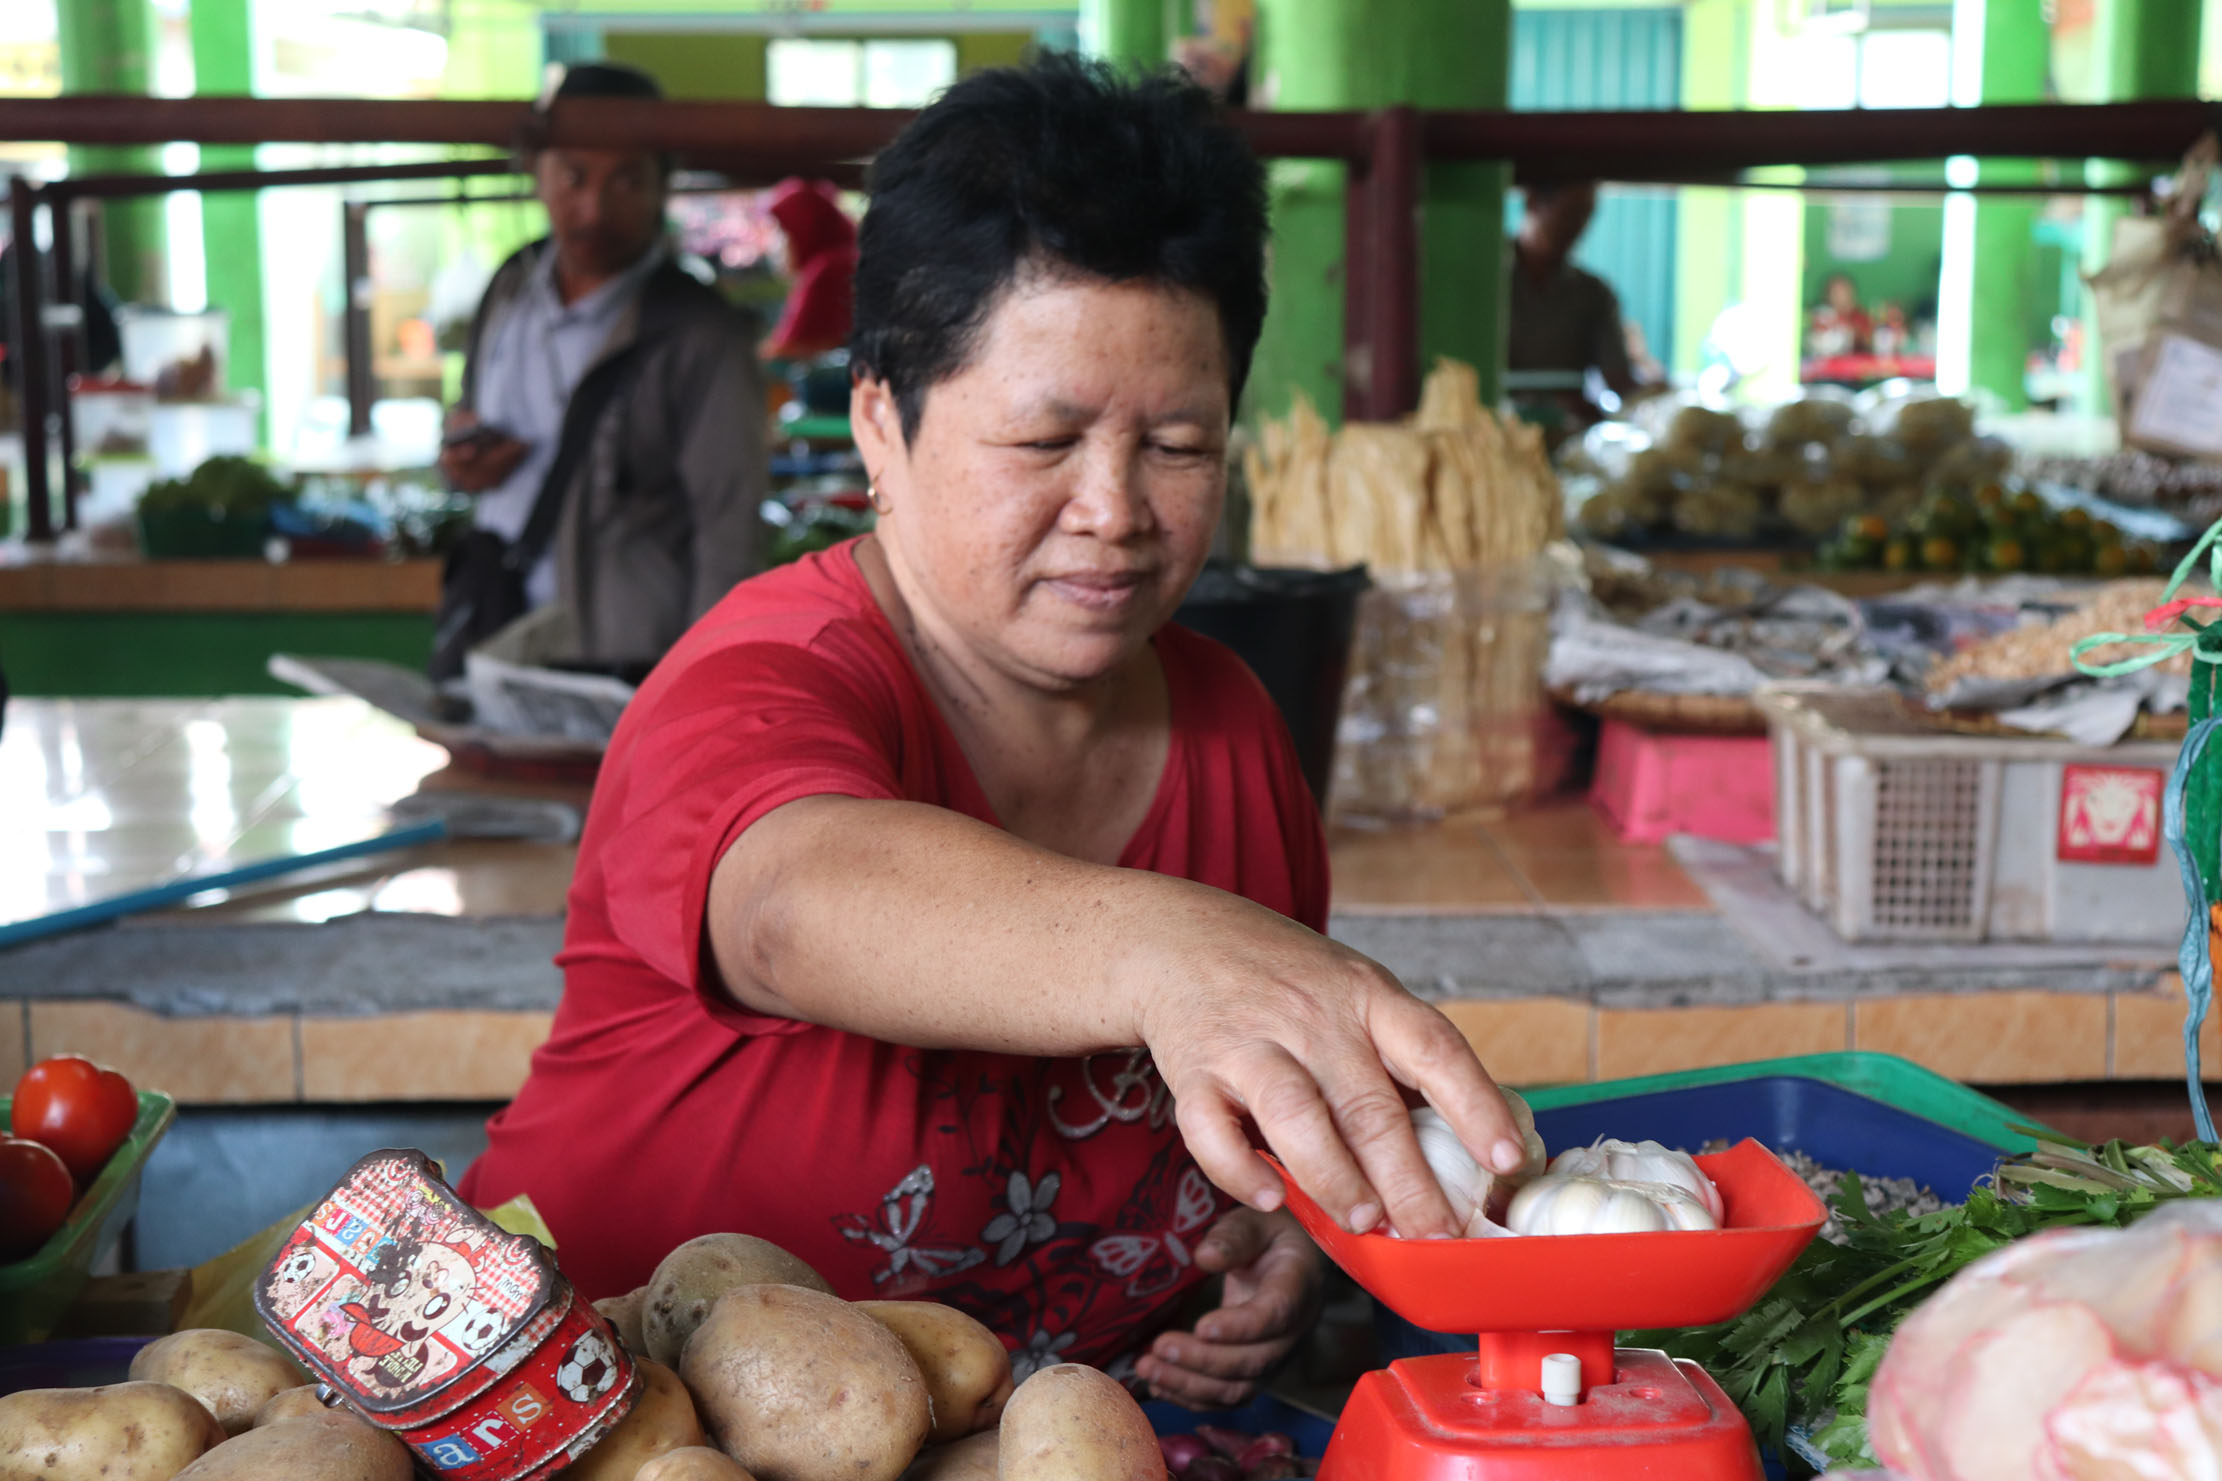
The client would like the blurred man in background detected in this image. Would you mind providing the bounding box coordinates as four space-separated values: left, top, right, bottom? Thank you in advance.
434 62 764 682
1506 181 1652 436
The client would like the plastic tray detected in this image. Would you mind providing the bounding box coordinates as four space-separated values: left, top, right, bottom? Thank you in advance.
0 1091 176 1345
1522 1051 2044 1156
1147 1391 1338 1462
0 1336 155 1396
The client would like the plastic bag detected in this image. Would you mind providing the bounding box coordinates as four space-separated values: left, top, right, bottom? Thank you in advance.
1331 563 1572 822
1868 1199 2222 1481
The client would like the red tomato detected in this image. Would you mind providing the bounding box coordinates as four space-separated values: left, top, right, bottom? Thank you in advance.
0 1136 74 1260
11 1057 137 1184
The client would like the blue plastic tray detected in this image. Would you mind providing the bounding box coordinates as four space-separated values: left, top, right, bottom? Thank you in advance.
1530 1075 2008 1200
0 1336 154 1396
1146 1391 1337 1462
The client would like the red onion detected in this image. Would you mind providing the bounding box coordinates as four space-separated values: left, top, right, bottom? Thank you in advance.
1195 1425 1249 1459
1237 1433 1295 1467
1158 1435 1211 1477
1187 1457 1241 1481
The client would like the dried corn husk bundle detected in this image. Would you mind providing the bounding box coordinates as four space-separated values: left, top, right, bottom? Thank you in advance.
1247 361 1562 576
1248 360 1567 820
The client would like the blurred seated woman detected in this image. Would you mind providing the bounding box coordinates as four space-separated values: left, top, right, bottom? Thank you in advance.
459 56 1525 1406
761 176 859 363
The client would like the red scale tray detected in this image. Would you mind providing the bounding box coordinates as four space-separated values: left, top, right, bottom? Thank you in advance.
1263 1140 1828 1481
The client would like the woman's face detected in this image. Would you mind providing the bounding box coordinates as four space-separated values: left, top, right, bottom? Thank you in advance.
853 272 1230 692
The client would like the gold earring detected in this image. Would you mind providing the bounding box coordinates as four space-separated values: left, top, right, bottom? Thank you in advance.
868 481 891 515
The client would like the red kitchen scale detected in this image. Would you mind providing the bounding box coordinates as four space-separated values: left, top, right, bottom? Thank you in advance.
1266 1140 1828 1479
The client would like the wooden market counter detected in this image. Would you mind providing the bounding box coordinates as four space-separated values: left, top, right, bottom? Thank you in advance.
0 696 2198 1112
0 552 439 696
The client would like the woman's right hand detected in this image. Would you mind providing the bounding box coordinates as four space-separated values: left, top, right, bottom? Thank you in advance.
1128 886 1527 1242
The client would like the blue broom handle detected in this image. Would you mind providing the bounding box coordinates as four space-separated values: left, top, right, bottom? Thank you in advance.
0 818 449 951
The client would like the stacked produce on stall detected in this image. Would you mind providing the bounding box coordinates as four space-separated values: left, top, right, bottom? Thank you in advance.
1246 359 1565 819
1570 392 2010 547
1816 484 2164 575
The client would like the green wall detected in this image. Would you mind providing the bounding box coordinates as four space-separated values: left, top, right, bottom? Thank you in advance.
0 614 434 698
190 0 268 433
56 0 164 302
1248 0 1511 427
957 31 1036 72
603 32 770 100
600 27 1036 101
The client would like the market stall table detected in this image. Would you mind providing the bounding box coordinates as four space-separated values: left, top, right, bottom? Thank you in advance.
0 696 2194 1110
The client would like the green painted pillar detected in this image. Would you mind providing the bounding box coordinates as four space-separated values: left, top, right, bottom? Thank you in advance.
56 0 164 303
1959 0 2050 410
190 0 267 426
2079 0 2203 416
1081 0 1171 72
1248 0 1508 425
1672 0 1743 383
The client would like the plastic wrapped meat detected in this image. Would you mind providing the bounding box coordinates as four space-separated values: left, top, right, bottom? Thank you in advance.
1867 1200 2222 1481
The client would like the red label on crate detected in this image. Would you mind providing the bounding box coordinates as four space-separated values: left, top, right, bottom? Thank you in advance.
2058 764 2164 865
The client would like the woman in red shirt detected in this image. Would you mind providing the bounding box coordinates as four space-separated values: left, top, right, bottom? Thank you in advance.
460 56 1526 1408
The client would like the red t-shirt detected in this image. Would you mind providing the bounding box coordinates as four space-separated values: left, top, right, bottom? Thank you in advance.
459 540 1329 1378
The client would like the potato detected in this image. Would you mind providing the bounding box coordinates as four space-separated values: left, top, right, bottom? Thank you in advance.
997 1364 1164 1481
637 1447 759 1481
595 1284 649 1356
169 1412 411 1481
251 1384 333 1428
129 1328 305 1435
903 1431 999 1481
0 1381 226 1481
645 1234 834 1366
679 1283 929 1481
858 1301 1013 1442
564 1359 705 1481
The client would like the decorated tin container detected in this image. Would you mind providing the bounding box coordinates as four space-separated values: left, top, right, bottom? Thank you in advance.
252 1149 637 1480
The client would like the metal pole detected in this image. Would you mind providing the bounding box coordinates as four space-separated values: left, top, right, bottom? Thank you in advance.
1343 149 1374 421
48 155 514 202
0 95 1375 164
342 201 373 440
1345 108 1422 422
8 179 54 543
48 193 80 529
9 177 53 543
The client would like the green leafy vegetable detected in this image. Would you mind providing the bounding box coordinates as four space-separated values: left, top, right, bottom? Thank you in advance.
1625 1138 2222 1474
139 454 294 518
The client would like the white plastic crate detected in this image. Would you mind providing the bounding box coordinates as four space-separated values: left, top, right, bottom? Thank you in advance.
1757 684 2187 944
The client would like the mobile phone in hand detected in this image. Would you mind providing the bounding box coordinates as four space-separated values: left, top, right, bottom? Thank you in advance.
442 422 515 450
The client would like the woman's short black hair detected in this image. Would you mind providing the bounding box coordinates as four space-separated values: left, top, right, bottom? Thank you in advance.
850 53 1269 440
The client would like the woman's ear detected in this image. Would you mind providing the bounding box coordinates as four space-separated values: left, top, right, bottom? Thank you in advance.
849 374 904 479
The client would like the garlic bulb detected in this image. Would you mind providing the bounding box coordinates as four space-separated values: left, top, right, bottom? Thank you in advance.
1505 1174 1720 1236
1400 1095 1548 1238
1546 1139 1724 1222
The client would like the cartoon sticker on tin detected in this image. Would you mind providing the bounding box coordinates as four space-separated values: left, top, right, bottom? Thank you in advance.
254 1150 557 1414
